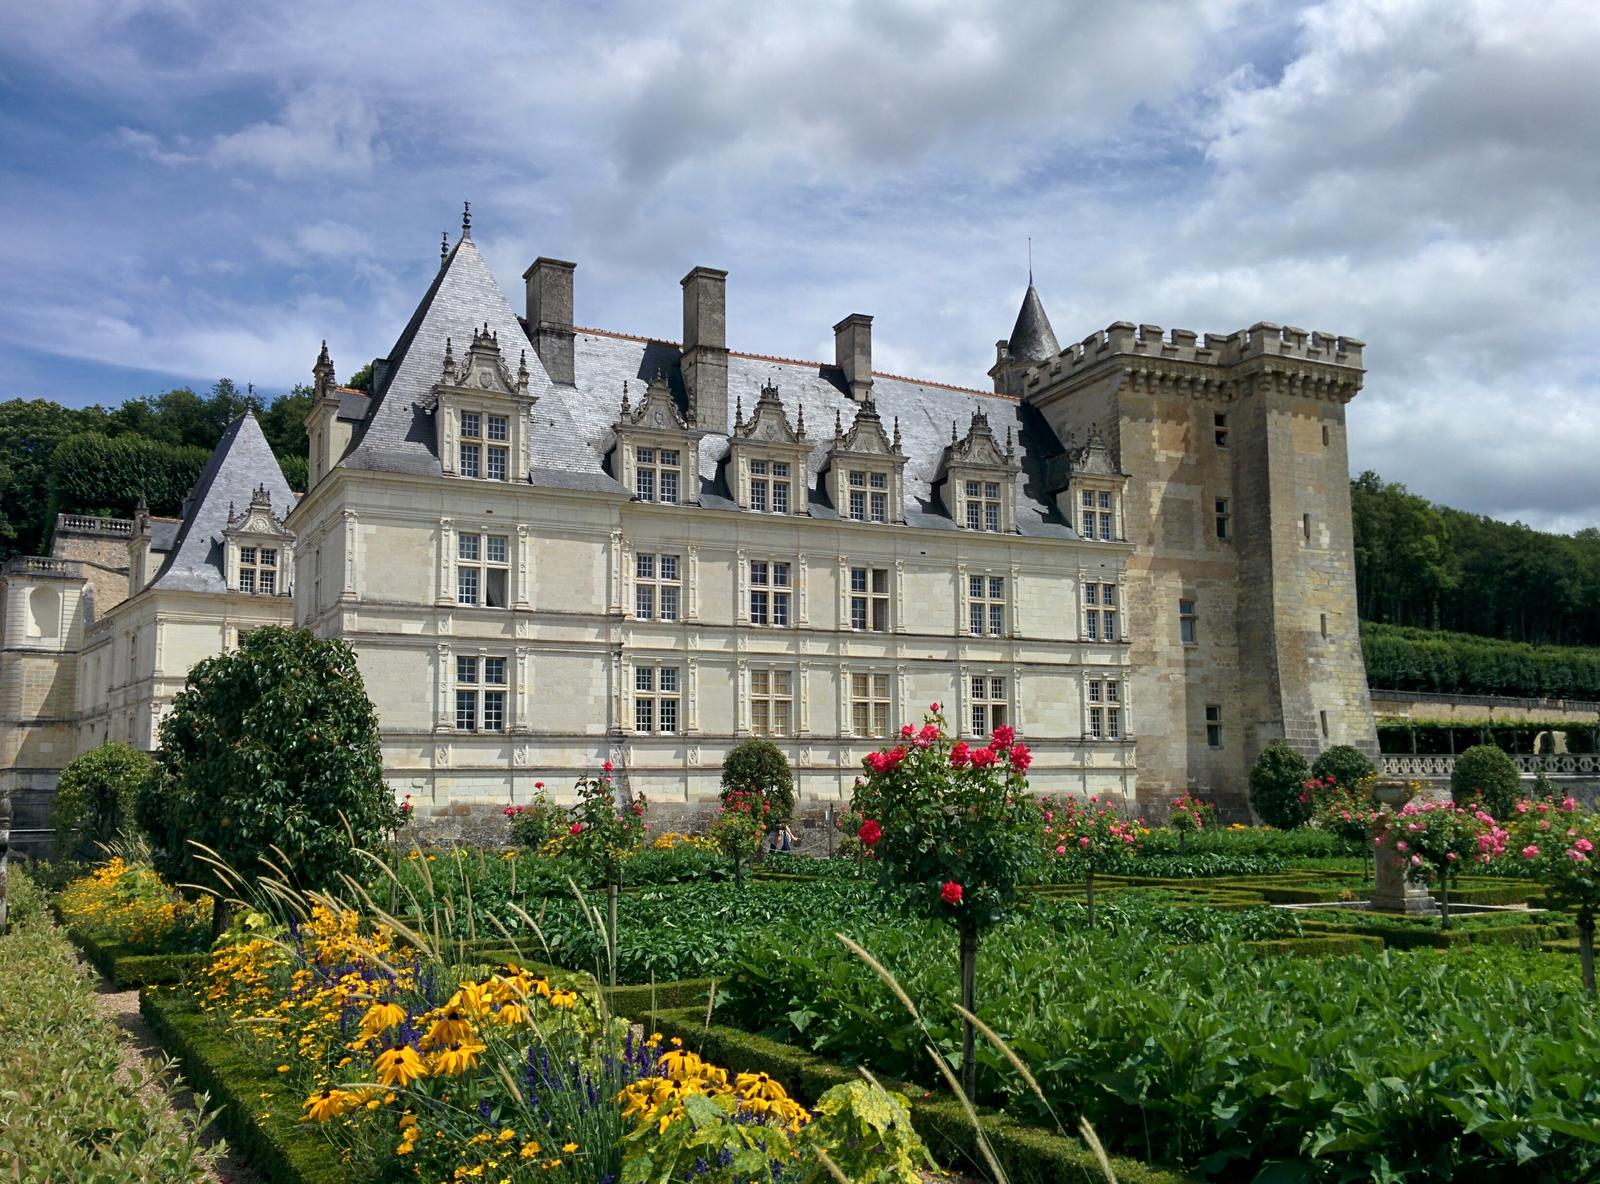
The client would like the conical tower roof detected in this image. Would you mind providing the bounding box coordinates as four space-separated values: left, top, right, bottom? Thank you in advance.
1007 284 1060 364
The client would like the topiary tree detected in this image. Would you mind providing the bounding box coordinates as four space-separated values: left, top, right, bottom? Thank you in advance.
709 790 768 889
1514 799 1599 992
1311 744 1376 791
850 709 1039 1098
720 739 794 828
1451 744 1521 820
1249 743 1312 829
51 742 155 855
136 626 398 933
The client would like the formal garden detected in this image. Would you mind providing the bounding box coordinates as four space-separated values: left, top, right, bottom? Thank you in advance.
7 627 1600 1182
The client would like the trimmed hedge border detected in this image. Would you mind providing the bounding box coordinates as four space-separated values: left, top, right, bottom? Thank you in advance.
140 987 354 1184
61 923 208 988
1239 934 1383 958
642 1006 1198 1184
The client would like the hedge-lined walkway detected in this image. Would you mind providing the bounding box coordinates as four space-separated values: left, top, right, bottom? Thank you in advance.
0 872 237 1183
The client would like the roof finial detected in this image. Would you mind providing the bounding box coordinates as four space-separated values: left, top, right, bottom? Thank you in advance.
620 380 631 415
1005 425 1015 461
735 396 744 430
462 200 472 237
1028 236 1033 286
951 419 958 444
517 349 529 392
834 407 843 440
441 231 449 266
795 402 806 437
893 416 902 451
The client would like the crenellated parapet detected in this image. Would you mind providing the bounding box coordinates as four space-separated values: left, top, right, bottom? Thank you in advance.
1024 320 1365 400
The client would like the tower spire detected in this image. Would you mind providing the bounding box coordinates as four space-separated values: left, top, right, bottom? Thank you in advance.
462 200 472 237
440 231 449 267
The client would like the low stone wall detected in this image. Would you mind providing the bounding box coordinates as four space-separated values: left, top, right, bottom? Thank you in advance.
1370 689 1600 723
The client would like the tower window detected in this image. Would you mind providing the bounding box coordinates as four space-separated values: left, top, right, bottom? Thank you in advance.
1205 704 1222 748
1215 498 1231 541
1214 413 1229 447
1179 598 1198 646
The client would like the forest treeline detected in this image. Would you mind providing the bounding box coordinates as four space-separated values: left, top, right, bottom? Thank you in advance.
1353 471 1600 647
1362 623 1600 702
0 380 324 560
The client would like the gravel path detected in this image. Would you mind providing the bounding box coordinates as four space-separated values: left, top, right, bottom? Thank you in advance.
90 979 262 1184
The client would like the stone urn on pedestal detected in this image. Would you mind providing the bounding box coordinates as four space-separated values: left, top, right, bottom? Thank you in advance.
1369 779 1437 915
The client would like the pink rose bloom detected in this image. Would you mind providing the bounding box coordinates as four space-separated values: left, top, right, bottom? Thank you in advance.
1044 810 1054 822
1446 852 1458 862
1054 844 1066 855
900 723 916 740
1079 836 1091 848
1569 849 1590 863
1563 797 1579 811
1577 838 1595 854
1521 844 1540 859
1410 854 1423 866
930 701 942 713
1395 841 1408 853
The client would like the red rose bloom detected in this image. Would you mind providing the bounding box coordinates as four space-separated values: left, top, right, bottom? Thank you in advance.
970 746 998 768
991 724 1016 749
569 822 584 835
858 819 882 847
1008 742 1032 773
602 760 614 772
949 741 972 768
940 881 964 906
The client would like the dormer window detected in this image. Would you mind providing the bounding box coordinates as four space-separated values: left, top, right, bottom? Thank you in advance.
223 485 294 597
635 446 681 504
1058 427 1128 543
614 371 704 508
728 381 812 517
1079 488 1117 541
847 470 889 523
238 546 278 594
750 459 792 513
421 325 537 484
937 410 1020 534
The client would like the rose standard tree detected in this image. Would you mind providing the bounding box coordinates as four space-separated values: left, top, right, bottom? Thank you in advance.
1514 798 1600 993
561 762 646 988
850 707 1038 1097
1380 799 1508 930
1044 796 1142 926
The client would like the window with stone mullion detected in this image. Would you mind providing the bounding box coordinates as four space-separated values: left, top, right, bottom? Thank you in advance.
749 559 792 627
634 552 681 622
635 446 682 504
849 565 889 631
967 574 1005 637
749 668 793 736
634 665 680 734
454 655 507 732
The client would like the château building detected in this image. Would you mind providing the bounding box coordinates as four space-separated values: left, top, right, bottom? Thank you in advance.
0 214 1375 849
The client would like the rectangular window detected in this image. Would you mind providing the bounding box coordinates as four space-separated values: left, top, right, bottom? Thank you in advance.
1214 412 1229 447
237 544 278 595
453 655 507 732
1320 612 1329 639
849 566 889 632
851 672 891 738
1215 498 1230 541
1180 598 1198 646
749 668 793 737
1320 709 1330 738
1088 706 1103 740
750 459 791 514
966 480 1003 532
1322 424 1331 447
1084 583 1117 642
634 665 680 735
635 447 681 504
457 532 509 607
969 675 1007 737
1088 678 1123 739
750 560 791 627
634 553 681 622
459 411 487 478
1302 513 1313 543
486 414 508 442
870 471 887 523
1205 703 1222 748
967 575 1006 637
486 444 508 481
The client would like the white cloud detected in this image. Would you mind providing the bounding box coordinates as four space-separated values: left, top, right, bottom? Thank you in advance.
209 87 385 177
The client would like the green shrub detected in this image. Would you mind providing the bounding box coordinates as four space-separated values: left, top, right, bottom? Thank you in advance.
1311 744 1375 790
137 626 399 916
1248 742 1312 828
1451 743 1522 819
50 741 155 855
720 739 794 825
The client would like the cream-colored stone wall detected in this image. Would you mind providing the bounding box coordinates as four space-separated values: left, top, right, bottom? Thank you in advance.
288 467 1138 819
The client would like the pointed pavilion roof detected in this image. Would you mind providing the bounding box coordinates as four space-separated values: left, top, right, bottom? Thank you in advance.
149 412 294 593
1007 283 1060 364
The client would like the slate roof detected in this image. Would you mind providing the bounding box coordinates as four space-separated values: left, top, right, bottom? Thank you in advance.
338 233 1079 538
149 413 295 593
149 518 180 553
1007 284 1060 364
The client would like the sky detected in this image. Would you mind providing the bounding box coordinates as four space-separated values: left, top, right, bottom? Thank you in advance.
2 0 1598 531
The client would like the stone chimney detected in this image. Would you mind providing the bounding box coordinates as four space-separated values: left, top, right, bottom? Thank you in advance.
834 314 873 402
524 258 576 385
681 266 729 431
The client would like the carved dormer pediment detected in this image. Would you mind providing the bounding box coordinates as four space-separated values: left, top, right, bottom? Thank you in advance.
824 399 907 525
1068 424 1124 479
223 485 292 541
726 381 813 515
735 380 808 445
418 326 538 481
941 409 1016 473
613 370 707 506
